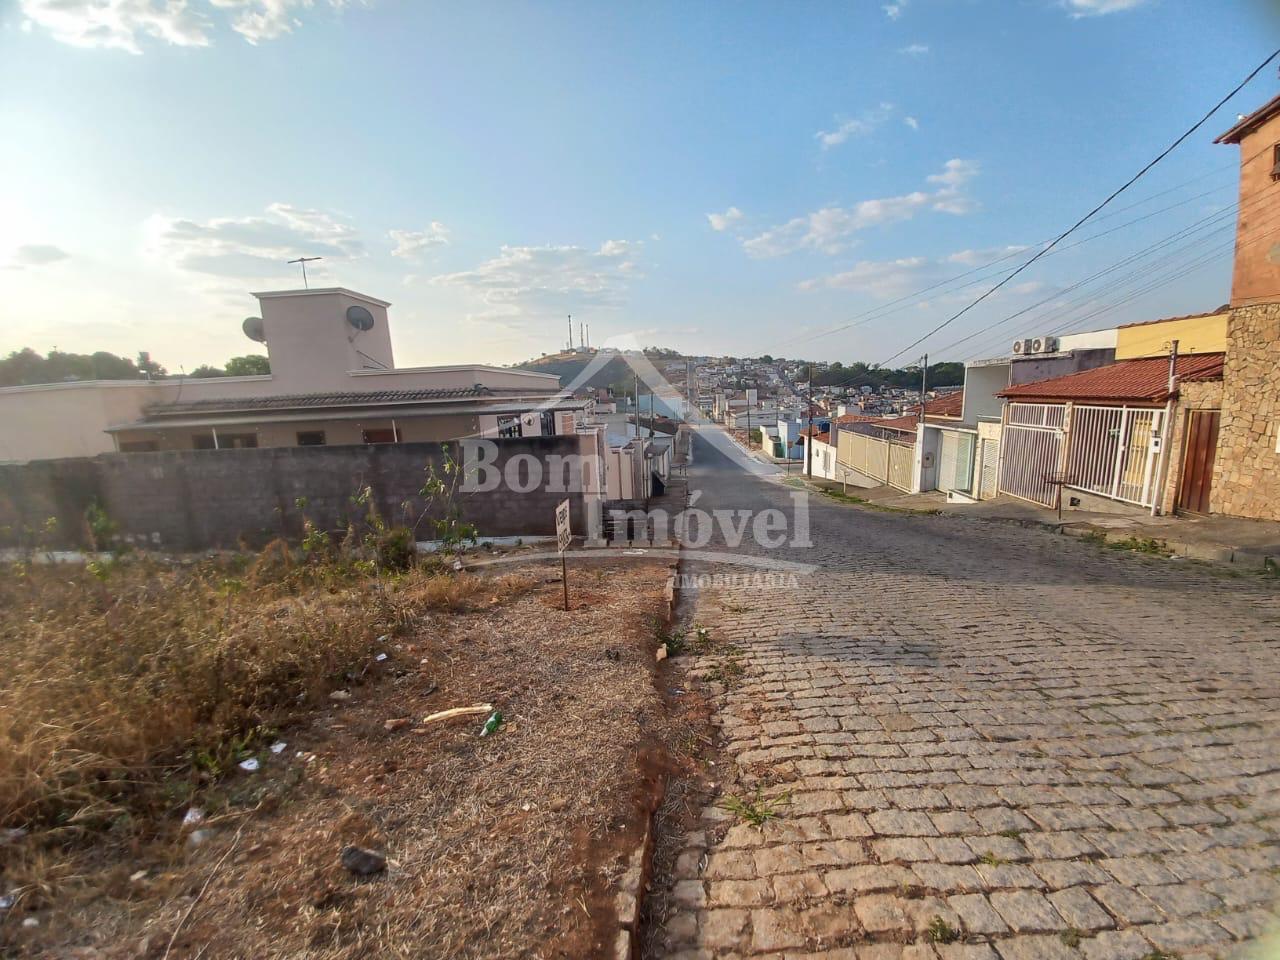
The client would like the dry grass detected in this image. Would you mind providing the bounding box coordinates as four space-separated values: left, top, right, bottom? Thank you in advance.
0 552 687 959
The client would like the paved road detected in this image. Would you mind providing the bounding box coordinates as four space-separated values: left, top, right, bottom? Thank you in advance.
652 428 1280 960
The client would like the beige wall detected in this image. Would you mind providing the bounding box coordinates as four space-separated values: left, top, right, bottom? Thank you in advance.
1229 109 1280 307
1212 302 1280 520
257 289 395 393
1116 313 1227 360
0 382 157 461
113 411 487 452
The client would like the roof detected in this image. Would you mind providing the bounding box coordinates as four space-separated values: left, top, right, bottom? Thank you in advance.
1116 308 1227 330
998 353 1224 404
834 413 881 424
251 287 392 307
1215 94 1280 145
144 386 496 417
901 391 965 420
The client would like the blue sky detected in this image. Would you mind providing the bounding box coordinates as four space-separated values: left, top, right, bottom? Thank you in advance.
1 0 1277 372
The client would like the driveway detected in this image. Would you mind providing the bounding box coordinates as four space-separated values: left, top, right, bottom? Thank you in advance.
651 428 1280 960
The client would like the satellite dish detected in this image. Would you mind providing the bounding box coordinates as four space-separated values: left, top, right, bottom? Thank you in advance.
242 316 266 343
346 305 375 332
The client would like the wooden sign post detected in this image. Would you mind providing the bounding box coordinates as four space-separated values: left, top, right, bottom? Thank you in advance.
555 498 572 610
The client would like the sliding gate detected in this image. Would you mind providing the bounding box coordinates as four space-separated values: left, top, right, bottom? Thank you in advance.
998 403 1065 507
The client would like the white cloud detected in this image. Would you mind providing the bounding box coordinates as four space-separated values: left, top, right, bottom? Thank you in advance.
742 159 980 258
4 244 71 269
904 115 919 131
801 244 1037 301
707 206 744 232
883 1 907 19
1062 0 1150 15
816 103 894 150
19 0 359 52
19 0 211 53
145 202 363 280
431 240 642 319
898 43 929 55
388 222 450 259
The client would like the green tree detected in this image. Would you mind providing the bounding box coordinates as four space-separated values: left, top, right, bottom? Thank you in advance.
225 355 271 376
188 365 226 378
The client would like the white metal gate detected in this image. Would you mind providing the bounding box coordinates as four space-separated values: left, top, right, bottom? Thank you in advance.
937 431 976 495
999 403 1066 507
1066 405 1165 507
979 439 1000 500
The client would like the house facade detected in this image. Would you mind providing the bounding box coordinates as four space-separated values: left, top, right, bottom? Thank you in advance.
1212 95 1280 521
0 288 579 462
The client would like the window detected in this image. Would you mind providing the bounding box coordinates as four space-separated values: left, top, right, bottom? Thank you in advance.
1273 144 1280 182
221 433 258 448
496 415 521 439
297 431 326 446
119 440 158 452
193 433 216 450
362 427 400 444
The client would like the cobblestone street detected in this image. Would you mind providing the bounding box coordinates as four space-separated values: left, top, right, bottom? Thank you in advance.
651 428 1280 960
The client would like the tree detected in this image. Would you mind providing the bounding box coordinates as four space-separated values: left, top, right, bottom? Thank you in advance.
187 364 226 378
225 355 270 376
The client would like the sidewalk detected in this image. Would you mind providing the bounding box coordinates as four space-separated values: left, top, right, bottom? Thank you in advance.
806 479 1280 569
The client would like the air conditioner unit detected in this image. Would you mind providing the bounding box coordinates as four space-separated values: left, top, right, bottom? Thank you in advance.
1032 336 1059 354
1012 338 1032 355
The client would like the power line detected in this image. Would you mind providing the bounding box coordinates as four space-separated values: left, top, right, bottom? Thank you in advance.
877 47 1280 367
929 202 1240 357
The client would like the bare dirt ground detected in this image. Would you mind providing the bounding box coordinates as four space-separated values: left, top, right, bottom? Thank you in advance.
3 556 701 960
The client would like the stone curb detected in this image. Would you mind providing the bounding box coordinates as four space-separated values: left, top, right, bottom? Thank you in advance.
615 557 681 960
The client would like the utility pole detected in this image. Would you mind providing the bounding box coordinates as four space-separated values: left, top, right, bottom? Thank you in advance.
805 364 814 478
1151 339 1180 518
633 370 641 439
918 353 929 427
568 315 573 351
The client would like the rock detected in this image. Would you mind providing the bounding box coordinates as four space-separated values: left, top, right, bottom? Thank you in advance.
383 717 412 732
329 690 352 702
187 829 214 848
341 845 387 877
655 645 669 662
22 917 38 928
129 869 148 883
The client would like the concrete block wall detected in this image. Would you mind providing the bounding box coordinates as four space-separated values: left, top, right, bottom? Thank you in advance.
0 435 598 552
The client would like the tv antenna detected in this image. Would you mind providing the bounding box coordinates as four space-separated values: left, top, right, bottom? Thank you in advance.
287 256 322 288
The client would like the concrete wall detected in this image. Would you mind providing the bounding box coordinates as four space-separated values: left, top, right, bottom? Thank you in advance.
258 289 395 391
0 434 602 552
1228 109 1280 307
1212 302 1280 520
1116 313 1227 360
961 363 1009 424
1010 348 1116 386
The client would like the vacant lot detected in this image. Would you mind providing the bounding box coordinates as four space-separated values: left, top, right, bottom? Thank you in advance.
0 549 691 958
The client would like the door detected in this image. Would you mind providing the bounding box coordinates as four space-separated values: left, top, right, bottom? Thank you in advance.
1176 409 1220 515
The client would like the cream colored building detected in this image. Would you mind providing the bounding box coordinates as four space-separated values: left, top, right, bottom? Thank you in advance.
0 288 588 462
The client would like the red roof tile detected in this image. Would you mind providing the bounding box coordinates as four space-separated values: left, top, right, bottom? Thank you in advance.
998 353 1224 404
1215 94 1280 145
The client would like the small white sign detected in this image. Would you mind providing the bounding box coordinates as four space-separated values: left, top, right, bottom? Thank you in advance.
555 499 572 553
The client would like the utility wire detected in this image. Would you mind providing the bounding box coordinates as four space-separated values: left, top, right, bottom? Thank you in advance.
877 47 1280 367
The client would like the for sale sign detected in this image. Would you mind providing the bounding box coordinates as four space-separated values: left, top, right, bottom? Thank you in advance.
555 499 571 553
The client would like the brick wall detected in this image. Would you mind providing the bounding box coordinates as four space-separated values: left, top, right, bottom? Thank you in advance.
1213 302 1280 520
0 436 599 551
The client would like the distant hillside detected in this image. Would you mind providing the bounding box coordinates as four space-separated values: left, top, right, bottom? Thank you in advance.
514 349 687 392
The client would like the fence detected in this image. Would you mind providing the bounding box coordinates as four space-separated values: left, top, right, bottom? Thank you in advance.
1066 405 1164 507
837 430 915 492
999 403 1066 507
